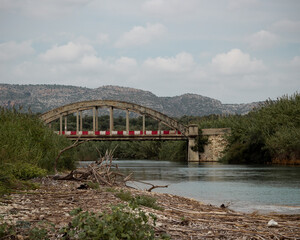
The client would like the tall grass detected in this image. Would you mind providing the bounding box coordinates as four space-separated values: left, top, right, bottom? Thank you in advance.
194 93 300 164
0 107 77 194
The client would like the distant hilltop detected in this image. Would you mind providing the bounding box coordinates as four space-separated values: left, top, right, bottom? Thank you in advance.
0 84 259 117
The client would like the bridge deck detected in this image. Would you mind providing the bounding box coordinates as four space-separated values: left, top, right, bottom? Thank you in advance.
56 130 187 141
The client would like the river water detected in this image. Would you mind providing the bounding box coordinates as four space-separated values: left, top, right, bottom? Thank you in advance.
81 160 300 214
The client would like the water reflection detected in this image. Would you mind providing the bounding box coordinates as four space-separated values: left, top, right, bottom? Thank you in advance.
80 160 300 214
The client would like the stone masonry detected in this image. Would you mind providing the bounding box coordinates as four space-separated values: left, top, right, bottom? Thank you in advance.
199 128 231 162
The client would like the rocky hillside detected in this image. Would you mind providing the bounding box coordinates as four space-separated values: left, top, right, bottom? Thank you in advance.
0 84 259 117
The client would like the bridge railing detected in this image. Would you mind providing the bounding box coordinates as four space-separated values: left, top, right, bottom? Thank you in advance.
54 130 182 136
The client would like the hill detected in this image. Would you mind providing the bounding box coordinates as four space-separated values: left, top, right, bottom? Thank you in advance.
0 84 258 117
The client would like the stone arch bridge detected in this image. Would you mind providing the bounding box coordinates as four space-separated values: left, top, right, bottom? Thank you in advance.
39 100 199 161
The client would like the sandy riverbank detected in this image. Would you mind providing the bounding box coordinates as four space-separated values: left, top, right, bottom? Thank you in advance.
0 177 299 239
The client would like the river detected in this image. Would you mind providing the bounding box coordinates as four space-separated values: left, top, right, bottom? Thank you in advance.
80 160 300 214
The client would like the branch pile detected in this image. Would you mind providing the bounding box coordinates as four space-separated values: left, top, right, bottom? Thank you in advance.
53 149 132 187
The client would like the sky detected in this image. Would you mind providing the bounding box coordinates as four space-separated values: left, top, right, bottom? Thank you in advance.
0 0 299 103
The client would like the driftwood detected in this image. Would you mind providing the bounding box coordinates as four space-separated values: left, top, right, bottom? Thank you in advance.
128 179 169 192
54 149 132 187
54 137 90 173
54 148 169 192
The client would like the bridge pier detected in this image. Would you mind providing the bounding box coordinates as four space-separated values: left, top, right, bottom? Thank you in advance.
188 124 199 162
110 107 114 135
60 115 63 134
76 110 79 132
64 116 68 131
126 109 130 134
80 111 83 131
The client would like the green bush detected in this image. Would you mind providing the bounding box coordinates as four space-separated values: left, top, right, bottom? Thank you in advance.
116 190 133 202
195 93 300 164
134 195 164 211
0 222 16 238
12 163 47 180
116 191 163 211
0 107 78 194
60 204 168 240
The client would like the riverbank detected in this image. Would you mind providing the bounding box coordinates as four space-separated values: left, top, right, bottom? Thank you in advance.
0 177 299 239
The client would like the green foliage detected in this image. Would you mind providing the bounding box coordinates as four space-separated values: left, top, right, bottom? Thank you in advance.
60 204 168 240
116 190 163 211
29 227 50 240
0 107 77 194
116 190 133 202
12 163 47 180
105 187 118 193
0 222 16 238
191 129 209 153
193 93 300 164
0 220 52 240
77 140 187 162
134 195 164 211
159 141 187 161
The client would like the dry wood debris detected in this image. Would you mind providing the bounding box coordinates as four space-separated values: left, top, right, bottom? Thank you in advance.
1 178 299 240
53 148 167 192
1 148 299 239
53 149 130 187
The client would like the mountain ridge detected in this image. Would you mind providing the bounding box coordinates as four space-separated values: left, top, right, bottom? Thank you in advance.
0 84 259 117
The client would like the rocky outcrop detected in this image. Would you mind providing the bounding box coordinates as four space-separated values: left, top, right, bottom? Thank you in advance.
0 84 259 116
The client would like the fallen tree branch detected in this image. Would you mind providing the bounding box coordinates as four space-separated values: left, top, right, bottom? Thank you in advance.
54 137 90 173
132 180 169 192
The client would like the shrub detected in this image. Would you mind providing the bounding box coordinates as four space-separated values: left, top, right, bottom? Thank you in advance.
60 204 166 240
195 93 300 164
12 163 47 180
0 107 78 194
116 191 163 211
116 190 133 202
134 195 164 211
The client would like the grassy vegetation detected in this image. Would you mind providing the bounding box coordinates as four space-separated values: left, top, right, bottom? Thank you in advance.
76 140 187 162
60 204 170 240
194 93 300 164
0 107 77 195
116 190 163 211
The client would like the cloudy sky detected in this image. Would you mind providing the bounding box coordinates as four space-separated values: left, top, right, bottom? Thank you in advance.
0 0 299 103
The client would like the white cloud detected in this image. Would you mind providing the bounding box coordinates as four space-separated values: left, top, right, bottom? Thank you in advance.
96 33 109 45
0 0 92 17
0 41 34 61
290 56 300 67
272 20 300 34
113 57 137 73
144 52 195 73
40 42 95 62
80 55 104 70
247 30 280 50
211 49 266 75
115 23 166 48
142 0 199 17
227 0 259 10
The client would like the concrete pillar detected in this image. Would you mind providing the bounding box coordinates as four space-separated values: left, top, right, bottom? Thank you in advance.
158 121 161 136
64 116 67 131
188 124 199 162
126 109 129 134
142 115 145 134
95 107 98 131
76 110 79 132
110 106 114 135
93 107 96 133
80 111 83 131
60 115 63 134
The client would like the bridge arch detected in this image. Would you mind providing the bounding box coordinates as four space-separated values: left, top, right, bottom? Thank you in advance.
39 100 189 136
